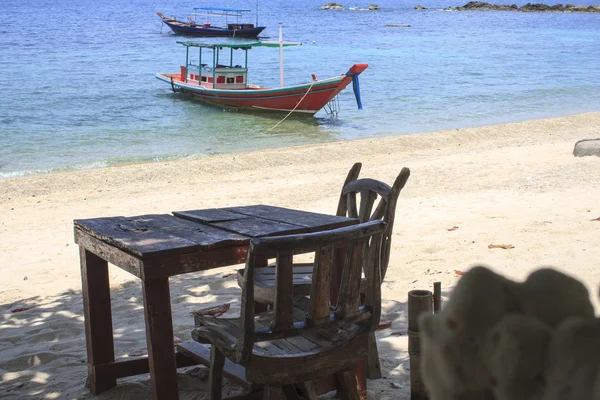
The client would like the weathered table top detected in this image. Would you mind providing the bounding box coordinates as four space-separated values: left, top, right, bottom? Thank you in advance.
74 204 356 261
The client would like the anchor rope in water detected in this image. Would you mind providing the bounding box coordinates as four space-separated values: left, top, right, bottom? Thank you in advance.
261 80 316 134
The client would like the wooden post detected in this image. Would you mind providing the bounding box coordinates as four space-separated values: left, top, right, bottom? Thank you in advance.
408 290 432 400
433 282 441 313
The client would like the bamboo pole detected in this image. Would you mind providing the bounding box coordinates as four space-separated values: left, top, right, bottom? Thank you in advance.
408 289 432 400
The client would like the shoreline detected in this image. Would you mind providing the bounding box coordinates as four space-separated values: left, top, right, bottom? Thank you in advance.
1 112 599 399
2 111 599 201
2 109 599 182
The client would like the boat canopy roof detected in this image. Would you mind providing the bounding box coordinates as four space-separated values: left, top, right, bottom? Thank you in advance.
176 41 301 50
192 7 252 16
193 7 252 12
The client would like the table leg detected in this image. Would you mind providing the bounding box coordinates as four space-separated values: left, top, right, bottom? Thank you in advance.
142 277 179 400
80 247 116 394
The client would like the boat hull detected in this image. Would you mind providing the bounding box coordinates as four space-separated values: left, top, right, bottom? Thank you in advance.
167 23 265 38
156 71 361 115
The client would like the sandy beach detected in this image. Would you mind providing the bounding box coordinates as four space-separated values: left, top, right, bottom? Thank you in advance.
1 112 599 399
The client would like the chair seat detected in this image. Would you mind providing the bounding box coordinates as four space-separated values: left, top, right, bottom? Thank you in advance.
237 265 368 304
193 296 367 357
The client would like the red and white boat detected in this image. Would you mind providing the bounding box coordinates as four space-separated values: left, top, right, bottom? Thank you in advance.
156 27 367 115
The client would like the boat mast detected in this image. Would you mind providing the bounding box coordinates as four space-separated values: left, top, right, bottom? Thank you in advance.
256 0 259 27
279 23 284 88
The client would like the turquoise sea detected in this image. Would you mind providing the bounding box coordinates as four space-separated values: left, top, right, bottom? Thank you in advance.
1 0 599 178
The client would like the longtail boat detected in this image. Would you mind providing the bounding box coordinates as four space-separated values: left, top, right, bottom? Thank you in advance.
157 7 265 38
156 27 367 115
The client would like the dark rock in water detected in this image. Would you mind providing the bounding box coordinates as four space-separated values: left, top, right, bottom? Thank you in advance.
563 3 600 10
520 3 553 11
414 4 428 9
450 1 518 10
320 2 344 10
448 1 600 11
573 139 600 157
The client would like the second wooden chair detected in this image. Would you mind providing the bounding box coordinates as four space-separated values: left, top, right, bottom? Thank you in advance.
188 221 387 399
237 163 410 302
236 163 411 380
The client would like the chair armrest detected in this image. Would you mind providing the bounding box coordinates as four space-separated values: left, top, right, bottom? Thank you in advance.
192 325 241 361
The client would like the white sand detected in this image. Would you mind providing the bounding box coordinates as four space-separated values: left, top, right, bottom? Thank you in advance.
1 112 599 399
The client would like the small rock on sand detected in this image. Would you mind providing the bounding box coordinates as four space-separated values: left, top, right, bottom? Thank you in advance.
573 138 600 157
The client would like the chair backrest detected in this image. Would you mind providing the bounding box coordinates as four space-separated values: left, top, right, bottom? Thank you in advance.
234 220 386 362
336 163 410 280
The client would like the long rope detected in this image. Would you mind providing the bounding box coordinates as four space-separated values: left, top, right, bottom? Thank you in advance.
261 81 316 134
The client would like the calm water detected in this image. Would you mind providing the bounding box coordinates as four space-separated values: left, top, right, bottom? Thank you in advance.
1 0 599 178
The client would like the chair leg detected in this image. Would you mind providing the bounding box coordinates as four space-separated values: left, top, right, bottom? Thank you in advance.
263 385 285 400
208 346 225 400
366 331 382 379
282 384 302 399
297 381 318 400
335 369 361 400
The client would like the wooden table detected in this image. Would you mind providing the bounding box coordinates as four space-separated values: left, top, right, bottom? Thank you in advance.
74 205 357 400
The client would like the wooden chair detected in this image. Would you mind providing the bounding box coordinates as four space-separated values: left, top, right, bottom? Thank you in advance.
237 163 410 303
236 163 410 379
191 221 386 399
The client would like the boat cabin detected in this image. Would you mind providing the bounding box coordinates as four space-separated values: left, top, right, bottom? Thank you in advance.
227 23 256 30
184 65 247 89
177 40 299 90
178 41 255 90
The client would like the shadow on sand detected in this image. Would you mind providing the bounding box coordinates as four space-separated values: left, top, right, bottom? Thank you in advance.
1 265 412 399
